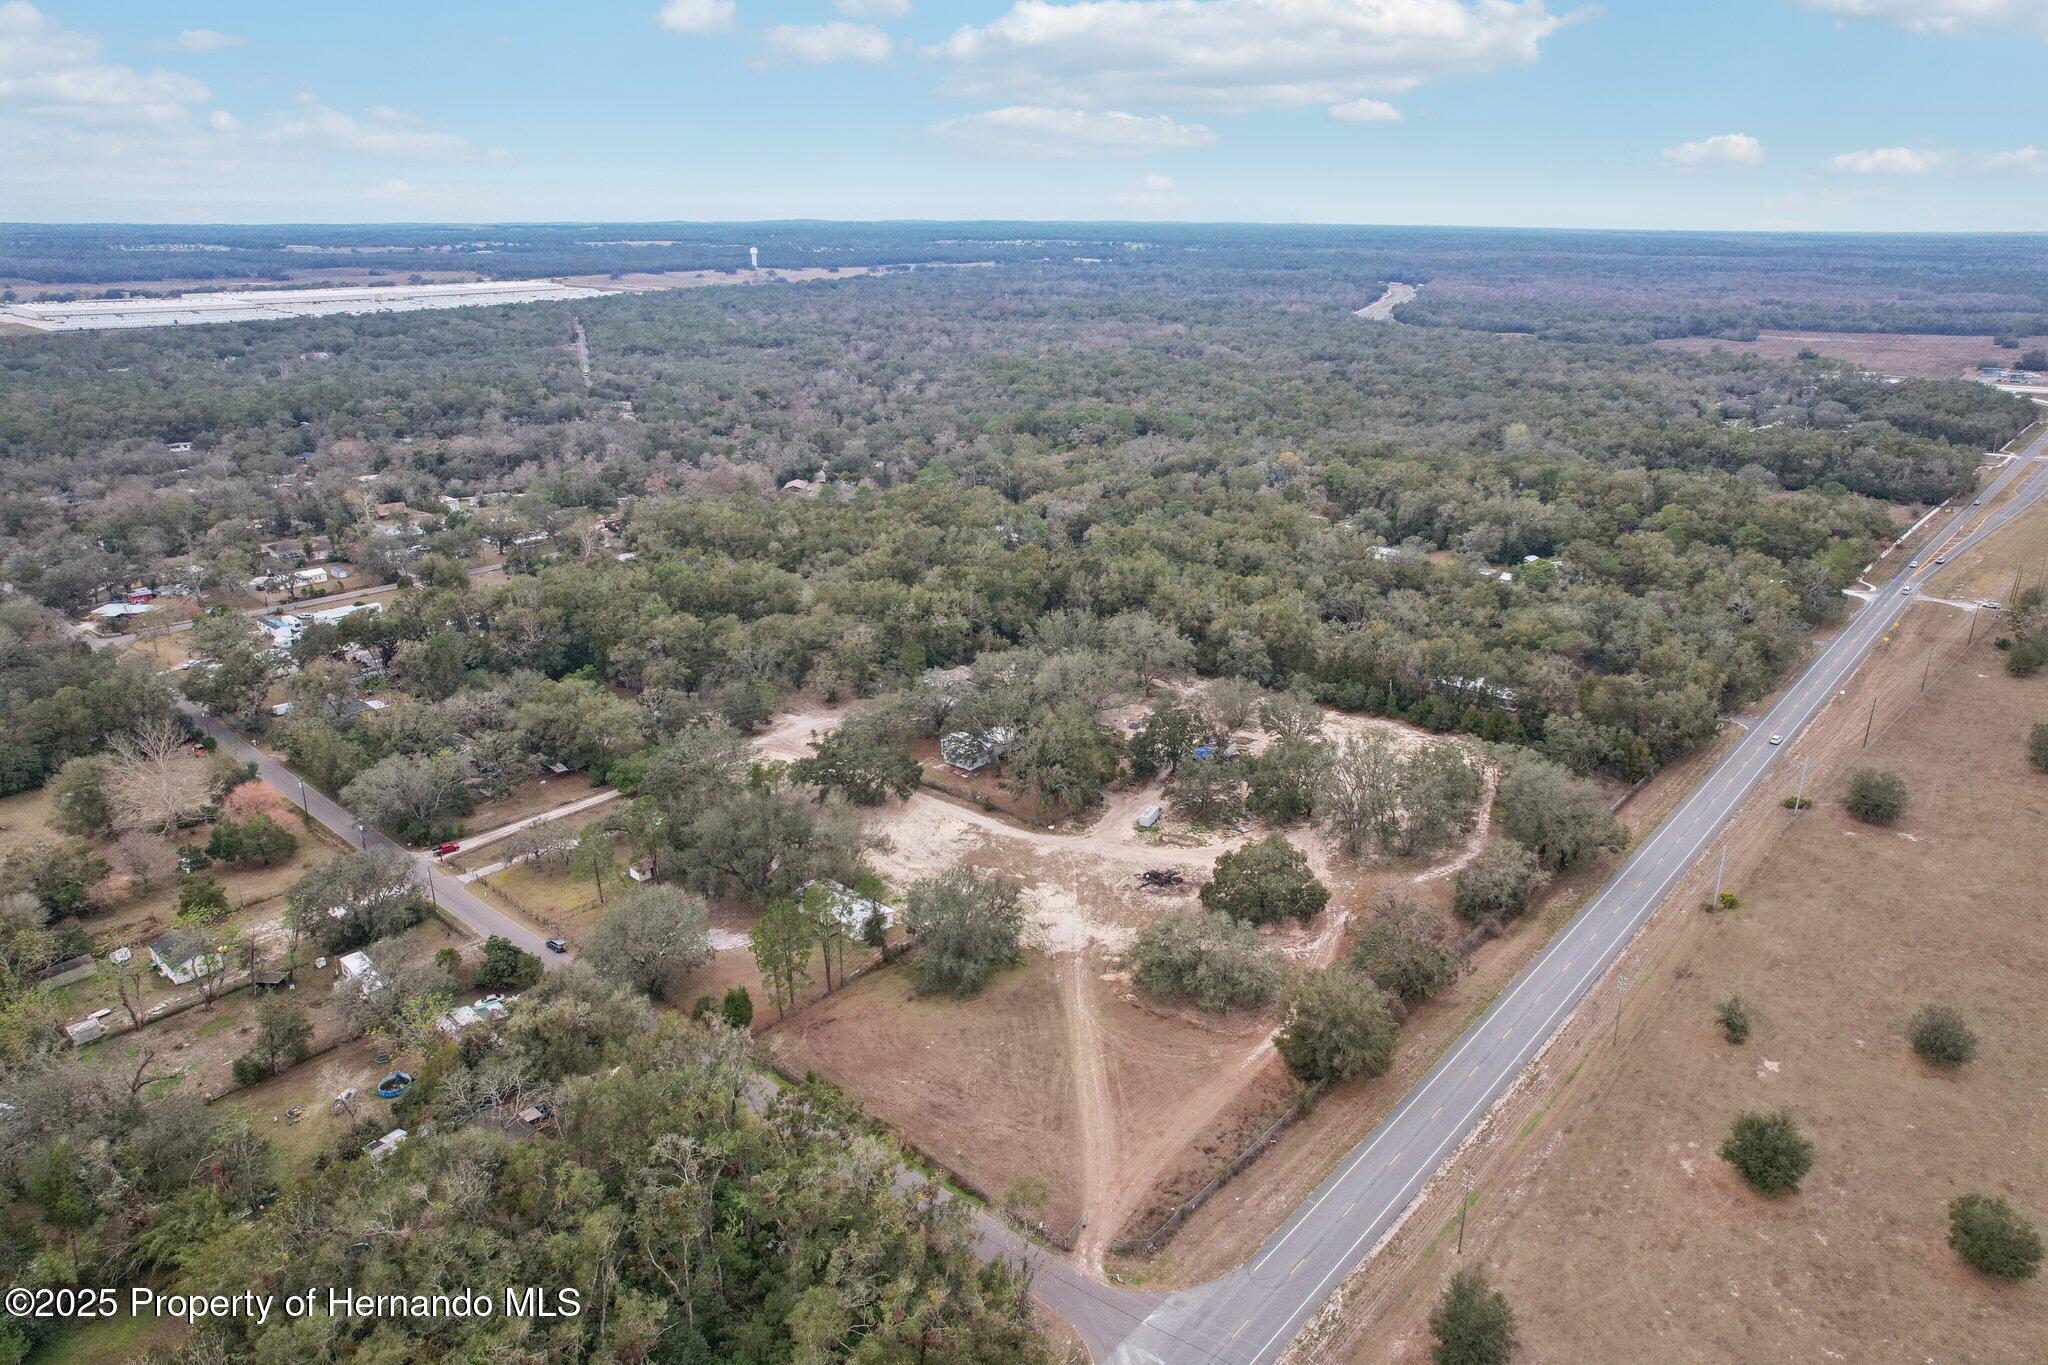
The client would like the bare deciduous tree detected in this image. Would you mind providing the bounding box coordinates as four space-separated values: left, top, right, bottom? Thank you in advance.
105 716 208 835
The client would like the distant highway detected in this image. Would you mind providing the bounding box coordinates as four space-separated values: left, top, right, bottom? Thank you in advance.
1075 430 2048 1364
1352 281 1416 321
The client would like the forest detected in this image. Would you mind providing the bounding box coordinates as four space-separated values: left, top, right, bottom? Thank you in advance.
1 228 2041 1362
8 222 2046 340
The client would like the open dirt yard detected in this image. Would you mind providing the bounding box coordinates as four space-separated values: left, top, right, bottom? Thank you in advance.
1654 329 2048 381
762 685 1595 1278
1313 499 2048 1364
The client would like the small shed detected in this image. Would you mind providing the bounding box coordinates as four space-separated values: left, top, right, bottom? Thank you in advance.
1136 804 1163 831
627 858 655 883
251 968 292 992
337 951 384 998
64 1016 107 1048
37 954 97 990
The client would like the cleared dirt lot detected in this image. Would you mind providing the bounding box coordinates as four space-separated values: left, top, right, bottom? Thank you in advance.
1654 329 2048 380
766 689 1578 1277
1319 509 2048 1363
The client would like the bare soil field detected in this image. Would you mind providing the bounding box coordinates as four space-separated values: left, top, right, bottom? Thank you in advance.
1654 329 2048 380
1313 500 2048 1364
766 686 1543 1277
0 267 486 302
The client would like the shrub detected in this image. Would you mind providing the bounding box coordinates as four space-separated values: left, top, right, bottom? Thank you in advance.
1715 995 1752 1045
1429 1267 1516 1365
1453 838 1549 924
1908 1005 1977 1067
719 985 754 1030
1126 908 1282 1012
1352 898 1463 1005
2027 722 2048 773
474 935 543 991
1844 768 1907 825
1948 1194 2043 1279
1201 835 1328 925
206 814 299 869
1719 1110 1814 1196
1275 965 1399 1085
175 873 230 926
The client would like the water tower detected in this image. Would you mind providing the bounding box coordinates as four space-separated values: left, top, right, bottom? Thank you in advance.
748 246 759 270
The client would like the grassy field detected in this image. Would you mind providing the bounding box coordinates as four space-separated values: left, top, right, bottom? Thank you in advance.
1321 499 2048 1363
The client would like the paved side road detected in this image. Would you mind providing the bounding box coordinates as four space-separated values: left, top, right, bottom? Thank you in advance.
180 701 560 967
1101 436 2048 1365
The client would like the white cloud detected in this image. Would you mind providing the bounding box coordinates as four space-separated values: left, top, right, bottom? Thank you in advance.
363 177 447 200
208 108 239 132
1980 145 2047 174
263 94 494 161
1797 1 2048 39
928 104 1217 157
929 0 1583 112
655 0 737 36
1111 170 1191 210
1821 145 1946 174
761 21 893 64
0 2 211 126
167 29 243 53
1329 97 1403 123
836 0 913 16
1661 132 1764 169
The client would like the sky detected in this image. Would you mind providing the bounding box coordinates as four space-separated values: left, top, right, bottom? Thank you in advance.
3 0 2046 230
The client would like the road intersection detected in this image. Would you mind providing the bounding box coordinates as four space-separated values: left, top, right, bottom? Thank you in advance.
151 429 2048 1364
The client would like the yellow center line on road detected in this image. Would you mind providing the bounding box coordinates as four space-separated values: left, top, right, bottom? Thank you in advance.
1235 1319 1250 1338
1292 1256 1308 1276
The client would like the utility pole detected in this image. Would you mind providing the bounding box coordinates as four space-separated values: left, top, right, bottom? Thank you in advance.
1712 847 1727 904
1794 756 1808 814
1612 971 1631 1044
1863 698 1877 747
1457 1171 1475 1255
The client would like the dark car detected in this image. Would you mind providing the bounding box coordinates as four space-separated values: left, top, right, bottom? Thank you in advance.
545 937 568 954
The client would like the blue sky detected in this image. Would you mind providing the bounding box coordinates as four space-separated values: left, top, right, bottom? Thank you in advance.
4 0 2045 228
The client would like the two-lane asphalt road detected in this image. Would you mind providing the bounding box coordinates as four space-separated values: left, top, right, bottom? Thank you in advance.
179 700 561 966
1095 432 2048 1365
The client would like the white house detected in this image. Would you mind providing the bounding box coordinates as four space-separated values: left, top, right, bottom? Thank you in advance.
257 615 303 649
148 929 227 986
939 726 1015 774
800 880 892 936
